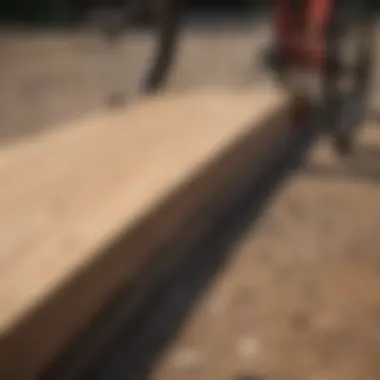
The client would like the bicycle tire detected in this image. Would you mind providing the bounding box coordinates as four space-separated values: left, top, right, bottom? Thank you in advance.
143 0 183 93
329 0 375 155
83 0 182 104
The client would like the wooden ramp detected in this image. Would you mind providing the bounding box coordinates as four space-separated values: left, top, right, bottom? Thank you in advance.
0 86 298 380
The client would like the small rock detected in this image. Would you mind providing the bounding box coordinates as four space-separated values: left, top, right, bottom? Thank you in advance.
236 335 260 358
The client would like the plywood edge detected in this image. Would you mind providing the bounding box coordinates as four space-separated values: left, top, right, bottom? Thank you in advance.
0 88 300 380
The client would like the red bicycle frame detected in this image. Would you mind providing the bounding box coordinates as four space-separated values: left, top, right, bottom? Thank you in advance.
270 0 334 69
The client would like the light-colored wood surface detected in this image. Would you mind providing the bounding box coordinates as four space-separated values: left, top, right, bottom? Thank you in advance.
0 86 288 379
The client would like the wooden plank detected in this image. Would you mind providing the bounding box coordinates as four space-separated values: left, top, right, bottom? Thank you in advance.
0 86 291 380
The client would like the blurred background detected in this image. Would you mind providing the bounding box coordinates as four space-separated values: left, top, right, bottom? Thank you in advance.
0 0 270 144
1 0 380 144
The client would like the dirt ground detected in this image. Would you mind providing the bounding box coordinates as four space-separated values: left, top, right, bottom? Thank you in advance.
149 121 380 380
3 17 380 380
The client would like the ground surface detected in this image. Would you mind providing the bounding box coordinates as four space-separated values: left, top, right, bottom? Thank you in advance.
150 122 380 380
3 16 380 380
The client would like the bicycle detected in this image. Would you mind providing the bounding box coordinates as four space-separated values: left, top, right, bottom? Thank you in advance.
266 0 376 155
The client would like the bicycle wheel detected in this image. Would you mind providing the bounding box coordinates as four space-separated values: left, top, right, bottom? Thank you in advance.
329 0 375 154
143 0 183 92
84 0 183 104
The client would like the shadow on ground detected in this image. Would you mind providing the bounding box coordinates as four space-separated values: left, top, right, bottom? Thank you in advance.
43 108 319 380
